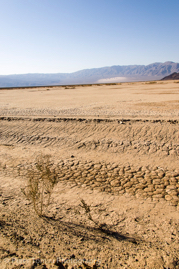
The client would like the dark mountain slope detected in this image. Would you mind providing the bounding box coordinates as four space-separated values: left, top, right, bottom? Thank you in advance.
161 72 179 80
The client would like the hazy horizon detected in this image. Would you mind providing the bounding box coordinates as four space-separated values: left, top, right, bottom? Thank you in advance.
1 0 179 75
0 61 178 77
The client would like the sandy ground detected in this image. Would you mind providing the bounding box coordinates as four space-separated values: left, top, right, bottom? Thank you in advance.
0 81 179 268
0 81 179 119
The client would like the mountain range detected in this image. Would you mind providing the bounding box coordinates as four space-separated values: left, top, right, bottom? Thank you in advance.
0 61 179 87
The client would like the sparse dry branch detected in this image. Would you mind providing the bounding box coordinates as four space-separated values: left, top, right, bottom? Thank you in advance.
80 199 106 230
21 154 58 217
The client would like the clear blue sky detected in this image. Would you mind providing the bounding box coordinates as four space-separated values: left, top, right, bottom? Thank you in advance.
0 0 179 75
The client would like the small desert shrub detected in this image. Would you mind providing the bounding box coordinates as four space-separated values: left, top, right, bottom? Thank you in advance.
94 84 102 86
107 83 117 86
145 81 157 84
2 164 7 175
80 199 106 230
65 86 76 89
21 154 58 217
81 84 92 87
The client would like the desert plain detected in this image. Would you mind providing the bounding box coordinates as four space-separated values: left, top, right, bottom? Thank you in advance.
0 80 179 269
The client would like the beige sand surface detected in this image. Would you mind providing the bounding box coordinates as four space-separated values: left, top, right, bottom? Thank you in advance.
0 81 179 119
0 81 179 268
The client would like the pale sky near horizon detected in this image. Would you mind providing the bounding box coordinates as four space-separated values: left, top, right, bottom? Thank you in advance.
0 0 179 75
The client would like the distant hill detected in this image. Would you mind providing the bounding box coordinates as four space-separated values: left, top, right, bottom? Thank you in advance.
0 61 179 87
161 72 179 80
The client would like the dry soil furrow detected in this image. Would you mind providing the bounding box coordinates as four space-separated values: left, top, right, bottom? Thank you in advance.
0 118 178 170
0 118 178 148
